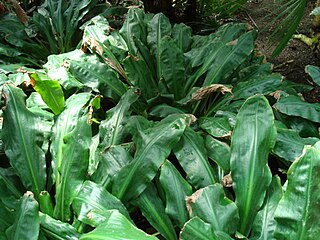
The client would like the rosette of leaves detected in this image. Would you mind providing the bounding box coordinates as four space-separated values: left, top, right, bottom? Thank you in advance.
1 8 320 240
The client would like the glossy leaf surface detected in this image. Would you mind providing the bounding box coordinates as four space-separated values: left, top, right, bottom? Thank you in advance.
6 192 39 240
30 73 65 115
205 135 230 173
133 183 177 240
174 127 216 189
273 128 319 162
39 212 80 240
72 180 130 225
112 115 187 202
51 93 91 185
274 95 320 123
230 95 276 236
159 160 193 227
2 84 47 196
80 210 157 240
91 145 132 189
98 88 139 148
274 146 320 239
186 184 239 234
54 116 91 221
250 176 283 240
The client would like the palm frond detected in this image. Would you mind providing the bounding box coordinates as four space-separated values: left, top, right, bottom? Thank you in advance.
264 0 307 57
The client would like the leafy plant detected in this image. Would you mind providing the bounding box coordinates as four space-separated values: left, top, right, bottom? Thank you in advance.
0 0 106 66
1 8 320 240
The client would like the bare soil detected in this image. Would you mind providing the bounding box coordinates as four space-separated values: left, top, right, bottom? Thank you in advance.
236 0 319 87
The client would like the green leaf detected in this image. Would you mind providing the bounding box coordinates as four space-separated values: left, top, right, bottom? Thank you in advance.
133 183 177 240
172 23 192 52
119 8 147 54
147 13 172 80
69 55 127 101
274 146 320 239
233 73 283 100
199 117 232 138
123 56 157 100
305 65 320 86
98 88 139 148
274 95 320 123
72 180 130 226
160 36 186 99
230 95 276 236
39 212 80 240
6 192 39 240
44 50 84 90
159 160 193 227
80 210 157 240
0 167 24 208
250 176 283 240
148 104 186 118
205 135 231 173
184 29 255 93
91 145 132 189
53 115 91 222
30 73 65 115
174 127 217 189
273 128 319 162
51 92 91 186
186 184 239 235
0 200 15 233
180 217 233 240
112 114 187 202
2 84 47 197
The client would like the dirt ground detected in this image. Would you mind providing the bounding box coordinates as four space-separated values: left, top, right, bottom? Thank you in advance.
236 0 319 88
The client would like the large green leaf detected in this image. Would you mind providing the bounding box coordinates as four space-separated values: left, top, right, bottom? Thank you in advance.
172 23 192 52
53 115 91 222
160 36 186 99
205 135 230 173
230 95 276 236
98 88 139 148
30 73 65 115
199 116 232 138
123 56 157 100
147 13 172 80
305 65 320 86
159 160 193 227
112 114 187 202
180 217 233 240
39 212 81 240
273 128 319 162
133 183 177 240
174 127 216 189
51 93 91 186
184 30 255 93
91 145 132 189
274 95 320 123
185 184 239 235
6 192 39 240
0 200 15 234
0 167 24 208
250 176 283 240
80 210 157 240
69 55 128 101
233 73 283 100
119 8 147 54
274 146 320 239
72 180 130 225
2 84 47 197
